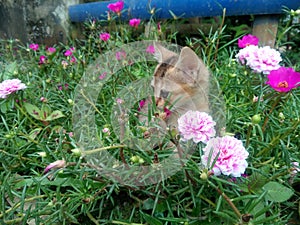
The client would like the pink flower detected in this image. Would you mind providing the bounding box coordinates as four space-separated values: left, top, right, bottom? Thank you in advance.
70 56 77 64
115 51 126 60
29 43 39 51
44 160 66 174
138 99 146 111
129 18 141 28
99 72 107 80
178 111 216 144
40 97 47 102
46 47 56 54
236 45 282 74
107 0 124 15
100 32 110 41
39 55 47 64
266 67 300 92
201 136 249 177
238 34 259 48
146 45 155 54
0 79 27 99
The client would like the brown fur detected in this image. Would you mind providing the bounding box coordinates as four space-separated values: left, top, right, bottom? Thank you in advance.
150 44 210 128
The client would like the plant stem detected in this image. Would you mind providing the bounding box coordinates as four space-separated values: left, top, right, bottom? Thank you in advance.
257 118 300 156
0 195 46 219
207 180 242 219
82 145 126 155
261 93 283 132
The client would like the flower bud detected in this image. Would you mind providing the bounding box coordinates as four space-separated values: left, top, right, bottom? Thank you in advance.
251 114 261 124
71 148 81 156
200 171 208 180
37 152 47 157
130 155 139 163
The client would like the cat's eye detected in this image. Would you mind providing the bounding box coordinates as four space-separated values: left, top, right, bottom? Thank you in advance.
160 90 169 98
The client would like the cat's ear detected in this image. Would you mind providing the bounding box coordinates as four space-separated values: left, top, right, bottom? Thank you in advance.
153 43 177 63
176 47 201 71
175 47 209 81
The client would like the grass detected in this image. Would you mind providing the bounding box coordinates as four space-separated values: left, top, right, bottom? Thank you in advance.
0 7 300 225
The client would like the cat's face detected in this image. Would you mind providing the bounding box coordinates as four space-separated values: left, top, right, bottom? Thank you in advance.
151 44 210 125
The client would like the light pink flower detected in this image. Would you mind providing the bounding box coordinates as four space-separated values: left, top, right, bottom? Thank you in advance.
107 0 124 15
102 128 110 135
146 45 155 54
178 110 216 143
129 18 141 28
201 136 249 177
46 47 56 54
0 79 27 99
44 160 66 174
236 45 282 74
62 60 68 69
238 34 259 48
29 43 39 51
266 67 300 92
100 32 110 42
116 98 123 104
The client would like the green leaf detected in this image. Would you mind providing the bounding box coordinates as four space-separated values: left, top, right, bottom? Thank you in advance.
263 181 294 202
45 110 65 121
41 104 52 120
28 127 43 140
2 61 18 80
245 172 268 193
23 102 42 120
140 211 163 225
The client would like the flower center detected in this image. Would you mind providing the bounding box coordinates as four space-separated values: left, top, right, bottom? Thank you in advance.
277 81 288 88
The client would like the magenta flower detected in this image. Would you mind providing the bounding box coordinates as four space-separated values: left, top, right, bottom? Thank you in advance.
146 45 155 54
266 67 300 92
29 43 39 51
64 47 75 57
238 34 259 48
236 45 282 74
39 55 47 64
44 160 66 174
201 136 249 177
138 99 146 111
100 32 110 41
107 0 124 15
178 111 216 144
129 18 141 28
0 79 27 99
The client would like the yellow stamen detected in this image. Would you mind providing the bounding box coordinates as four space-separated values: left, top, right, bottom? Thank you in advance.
277 81 288 88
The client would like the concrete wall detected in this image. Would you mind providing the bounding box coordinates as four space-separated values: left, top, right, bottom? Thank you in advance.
0 0 84 45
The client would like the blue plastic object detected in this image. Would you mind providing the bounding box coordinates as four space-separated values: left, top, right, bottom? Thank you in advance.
69 0 300 22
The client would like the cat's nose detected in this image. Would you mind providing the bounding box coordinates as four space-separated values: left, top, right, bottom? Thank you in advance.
155 97 165 108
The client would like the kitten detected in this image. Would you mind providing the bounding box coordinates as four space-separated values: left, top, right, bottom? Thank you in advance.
140 44 210 130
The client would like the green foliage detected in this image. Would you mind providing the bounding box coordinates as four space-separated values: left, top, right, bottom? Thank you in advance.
0 6 300 225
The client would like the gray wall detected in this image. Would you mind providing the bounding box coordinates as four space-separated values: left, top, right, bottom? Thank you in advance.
0 0 82 45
